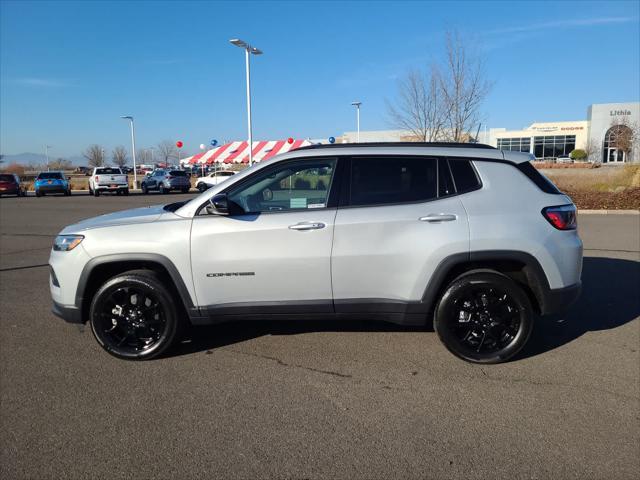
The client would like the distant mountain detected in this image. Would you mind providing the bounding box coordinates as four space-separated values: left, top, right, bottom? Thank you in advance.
0 152 86 166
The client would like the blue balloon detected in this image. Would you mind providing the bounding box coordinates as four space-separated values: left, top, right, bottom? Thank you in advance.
328 136 336 144
210 139 218 146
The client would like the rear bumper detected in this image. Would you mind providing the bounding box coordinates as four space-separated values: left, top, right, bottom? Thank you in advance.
95 185 128 190
541 282 582 315
37 185 67 193
51 301 83 324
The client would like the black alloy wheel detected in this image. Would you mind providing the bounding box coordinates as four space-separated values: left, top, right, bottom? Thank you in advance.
89 270 180 360
141 184 148 194
434 271 533 364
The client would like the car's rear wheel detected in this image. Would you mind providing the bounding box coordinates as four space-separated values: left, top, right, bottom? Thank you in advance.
181 187 190 193
197 183 207 193
94 189 100 197
89 270 180 360
36 190 42 197
123 188 129 196
159 185 168 194
434 271 533 364
141 184 148 194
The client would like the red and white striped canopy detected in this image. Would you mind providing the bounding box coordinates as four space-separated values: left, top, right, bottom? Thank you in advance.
183 139 312 165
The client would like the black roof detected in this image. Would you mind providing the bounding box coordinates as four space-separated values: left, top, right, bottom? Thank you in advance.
297 142 496 151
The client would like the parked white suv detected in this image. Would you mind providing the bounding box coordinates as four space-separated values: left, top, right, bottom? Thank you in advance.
88 167 129 196
49 143 582 363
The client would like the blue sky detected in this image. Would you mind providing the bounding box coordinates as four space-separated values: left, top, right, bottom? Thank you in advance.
1 0 639 158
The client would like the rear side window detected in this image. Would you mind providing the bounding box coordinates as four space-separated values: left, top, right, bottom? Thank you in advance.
95 168 121 175
449 159 481 193
350 157 437 206
516 162 561 194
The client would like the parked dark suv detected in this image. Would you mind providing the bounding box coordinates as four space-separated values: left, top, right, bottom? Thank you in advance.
141 169 191 194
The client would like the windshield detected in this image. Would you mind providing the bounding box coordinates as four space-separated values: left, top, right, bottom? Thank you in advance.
0 174 15 182
169 170 187 176
96 168 122 175
37 172 63 180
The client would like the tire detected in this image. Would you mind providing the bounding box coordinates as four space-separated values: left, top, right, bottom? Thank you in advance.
197 183 207 193
94 189 100 197
434 271 534 364
181 187 190 194
36 190 42 197
89 270 180 360
123 188 129 196
141 184 148 195
65 188 71 196
159 185 168 194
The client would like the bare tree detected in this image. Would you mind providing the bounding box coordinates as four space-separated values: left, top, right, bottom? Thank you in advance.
112 145 128 168
608 117 638 161
83 145 106 167
157 140 178 164
387 67 446 141
136 149 152 165
387 30 491 142
439 31 492 142
48 157 73 170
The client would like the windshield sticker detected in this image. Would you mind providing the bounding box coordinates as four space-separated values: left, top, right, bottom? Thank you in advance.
290 198 307 209
308 203 325 209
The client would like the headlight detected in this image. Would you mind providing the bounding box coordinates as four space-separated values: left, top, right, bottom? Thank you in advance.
53 235 84 251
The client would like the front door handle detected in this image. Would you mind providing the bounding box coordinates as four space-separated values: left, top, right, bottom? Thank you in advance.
289 222 326 231
419 214 457 223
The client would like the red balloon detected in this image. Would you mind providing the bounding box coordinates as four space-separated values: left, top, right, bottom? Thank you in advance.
287 137 294 144
176 141 183 148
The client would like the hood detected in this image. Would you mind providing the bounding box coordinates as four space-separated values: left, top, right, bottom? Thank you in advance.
60 204 166 233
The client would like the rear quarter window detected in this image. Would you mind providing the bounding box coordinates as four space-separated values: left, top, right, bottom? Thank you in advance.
448 159 482 193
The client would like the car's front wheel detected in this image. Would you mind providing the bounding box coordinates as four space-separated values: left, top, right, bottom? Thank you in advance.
89 270 180 360
197 183 207 193
434 271 534 364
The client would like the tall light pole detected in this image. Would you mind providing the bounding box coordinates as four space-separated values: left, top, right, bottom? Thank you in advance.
120 116 138 187
230 38 263 166
351 101 362 143
44 145 52 170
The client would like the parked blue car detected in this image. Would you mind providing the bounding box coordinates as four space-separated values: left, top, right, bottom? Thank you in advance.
35 171 71 197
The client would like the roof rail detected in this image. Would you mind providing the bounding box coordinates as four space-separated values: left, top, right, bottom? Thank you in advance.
297 142 496 151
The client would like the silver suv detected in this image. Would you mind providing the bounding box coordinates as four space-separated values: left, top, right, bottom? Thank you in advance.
49 143 583 363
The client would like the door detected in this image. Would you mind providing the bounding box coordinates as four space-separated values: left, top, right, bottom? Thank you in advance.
331 156 469 310
190 157 340 312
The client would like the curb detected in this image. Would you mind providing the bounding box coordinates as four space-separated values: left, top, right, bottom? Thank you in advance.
579 210 639 215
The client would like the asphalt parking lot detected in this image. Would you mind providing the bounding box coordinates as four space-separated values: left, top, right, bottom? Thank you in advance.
0 193 638 479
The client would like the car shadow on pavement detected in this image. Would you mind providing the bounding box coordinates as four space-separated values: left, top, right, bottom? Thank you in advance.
169 256 639 360
521 256 640 359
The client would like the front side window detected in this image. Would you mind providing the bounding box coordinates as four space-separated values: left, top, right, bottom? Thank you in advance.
350 157 437 206
227 159 336 214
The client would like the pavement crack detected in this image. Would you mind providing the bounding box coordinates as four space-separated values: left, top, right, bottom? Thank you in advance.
227 349 353 378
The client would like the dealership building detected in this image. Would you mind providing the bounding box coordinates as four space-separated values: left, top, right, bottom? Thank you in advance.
341 102 639 164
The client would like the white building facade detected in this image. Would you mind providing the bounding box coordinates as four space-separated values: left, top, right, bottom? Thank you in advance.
341 102 639 164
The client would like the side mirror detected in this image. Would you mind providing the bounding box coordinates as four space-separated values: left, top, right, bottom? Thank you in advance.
206 193 229 215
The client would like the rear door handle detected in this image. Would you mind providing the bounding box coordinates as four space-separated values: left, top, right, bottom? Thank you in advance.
419 214 457 223
289 222 326 231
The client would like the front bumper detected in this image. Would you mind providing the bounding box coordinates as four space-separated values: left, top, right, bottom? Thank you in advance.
51 300 83 324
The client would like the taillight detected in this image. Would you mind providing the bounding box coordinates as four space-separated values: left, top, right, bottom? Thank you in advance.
166 175 172 180
542 204 577 230
95 175 100 182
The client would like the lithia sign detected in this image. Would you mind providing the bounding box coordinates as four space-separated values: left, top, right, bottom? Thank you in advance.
610 110 632 116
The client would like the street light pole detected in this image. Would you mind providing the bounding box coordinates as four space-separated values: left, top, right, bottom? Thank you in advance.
351 102 362 143
121 116 138 188
230 38 263 166
45 145 52 170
